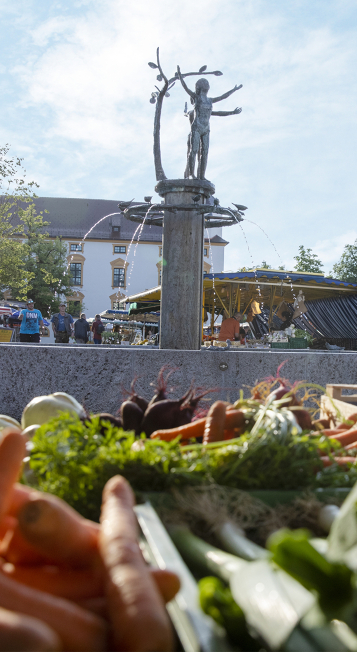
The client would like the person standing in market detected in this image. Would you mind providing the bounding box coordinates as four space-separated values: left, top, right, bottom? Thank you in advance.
91 314 104 344
74 313 90 344
51 303 74 343
18 300 44 343
217 311 242 341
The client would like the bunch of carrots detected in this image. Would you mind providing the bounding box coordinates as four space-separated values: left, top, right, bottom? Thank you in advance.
0 427 180 652
150 400 248 446
314 414 357 468
151 400 357 471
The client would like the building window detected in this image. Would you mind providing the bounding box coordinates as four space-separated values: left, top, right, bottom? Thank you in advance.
114 245 126 254
204 248 208 256
113 268 125 287
70 263 82 286
159 246 162 256
70 244 82 252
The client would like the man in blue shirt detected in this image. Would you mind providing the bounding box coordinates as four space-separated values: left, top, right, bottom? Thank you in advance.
51 303 74 343
19 300 44 343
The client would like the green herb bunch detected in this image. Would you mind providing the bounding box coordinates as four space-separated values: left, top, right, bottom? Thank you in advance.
27 414 199 520
26 411 348 521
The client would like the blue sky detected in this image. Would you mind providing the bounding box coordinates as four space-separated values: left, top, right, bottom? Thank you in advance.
1 0 357 273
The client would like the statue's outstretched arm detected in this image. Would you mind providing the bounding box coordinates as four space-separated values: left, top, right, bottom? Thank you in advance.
212 107 242 116
177 66 195 99
211 83 242 104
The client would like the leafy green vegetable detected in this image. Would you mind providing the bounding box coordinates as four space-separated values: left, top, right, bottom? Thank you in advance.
268 528 353 612
198 576 259 649
27 414 202 520
26 412 352 521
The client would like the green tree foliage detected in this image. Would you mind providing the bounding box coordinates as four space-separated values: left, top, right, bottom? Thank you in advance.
331 240 357 283
293 245 324 274
0 145 38 299
19 204 73 317
237 261 285 272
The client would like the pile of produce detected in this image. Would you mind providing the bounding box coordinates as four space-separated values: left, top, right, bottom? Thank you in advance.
2 366 357 521
2 366 357 650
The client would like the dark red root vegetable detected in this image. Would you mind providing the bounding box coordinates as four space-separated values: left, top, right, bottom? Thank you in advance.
120 401 144 435
121 377 149 414
288 406 312 430
141 386 214 437
140 399 191 437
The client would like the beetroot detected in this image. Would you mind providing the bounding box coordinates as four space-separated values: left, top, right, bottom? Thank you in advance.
141 399 192 436
141 386 213 437
122 378 149 413
120 401 144 435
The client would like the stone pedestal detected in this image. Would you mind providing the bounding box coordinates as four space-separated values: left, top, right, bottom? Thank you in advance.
155 178 215 350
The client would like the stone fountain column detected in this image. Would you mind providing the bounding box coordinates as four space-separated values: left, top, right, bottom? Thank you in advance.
155 178 215 350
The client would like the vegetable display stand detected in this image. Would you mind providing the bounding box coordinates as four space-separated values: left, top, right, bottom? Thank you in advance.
270 342 289 349
288 337 308 349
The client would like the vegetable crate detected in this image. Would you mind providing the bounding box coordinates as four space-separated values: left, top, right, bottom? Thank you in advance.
320 384 357 425
288 337 308 349
270 342 289 349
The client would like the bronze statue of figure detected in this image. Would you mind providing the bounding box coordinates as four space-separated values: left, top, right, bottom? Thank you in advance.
177 66 242 180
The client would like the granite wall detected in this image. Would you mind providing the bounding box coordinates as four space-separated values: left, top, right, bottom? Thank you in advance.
1 344 357 420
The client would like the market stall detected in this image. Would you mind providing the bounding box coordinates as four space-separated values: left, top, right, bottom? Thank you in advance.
88 310 159 344
124 271 357 347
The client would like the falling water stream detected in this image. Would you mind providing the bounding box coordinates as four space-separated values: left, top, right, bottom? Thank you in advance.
126 206 156 291
205 227 216 327
64 207 154 309
243 218 297 303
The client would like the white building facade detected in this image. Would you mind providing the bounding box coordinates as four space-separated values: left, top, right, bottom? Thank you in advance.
25 197 228 318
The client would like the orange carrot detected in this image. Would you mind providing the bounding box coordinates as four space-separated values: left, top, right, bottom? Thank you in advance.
224 410 248 430
76 597 108 620
320 428 346 437
320 456 356 468
0 571 107 651
202 401 227 445
0 526 56 566
17 495 100 568
0 606 61 651
0 429 26 522
343 441 357 451
99 475 173 652
2 564 104 601
0 515 16 541
7 484 34 517
150 568 181 603
326 428 357 447
150 417 206 440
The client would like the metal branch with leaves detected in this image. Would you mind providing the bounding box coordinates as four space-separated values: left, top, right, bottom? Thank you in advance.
148 48 224 182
